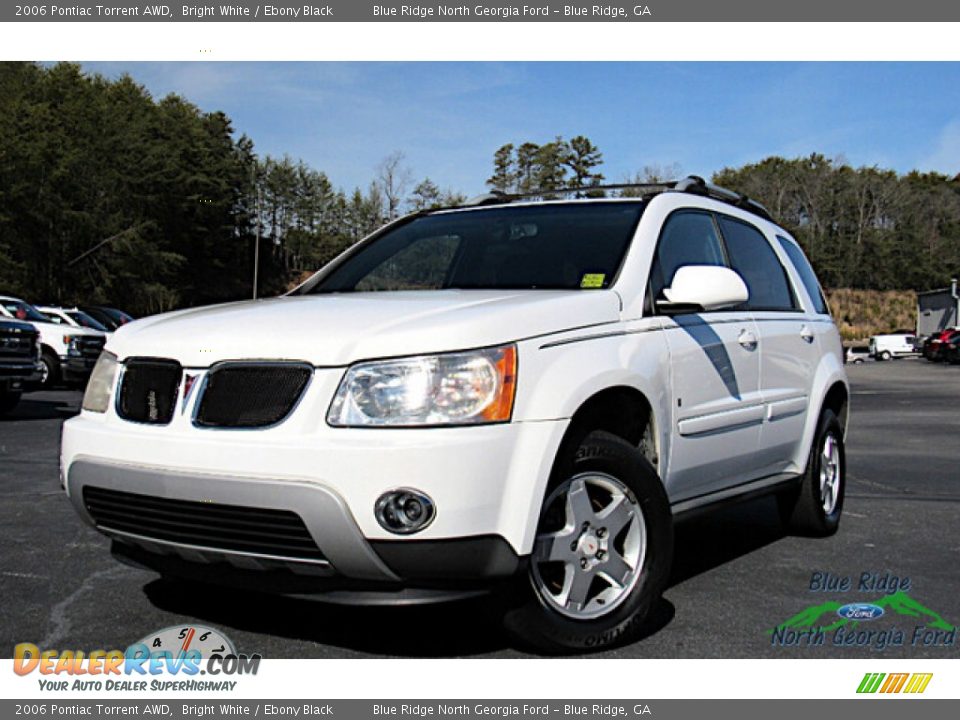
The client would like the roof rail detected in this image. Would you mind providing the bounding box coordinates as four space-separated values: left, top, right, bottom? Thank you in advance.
673 175 772 220
463 182 674 207
456 176 773 221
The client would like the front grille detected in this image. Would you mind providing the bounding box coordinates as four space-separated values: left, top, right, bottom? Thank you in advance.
76 335 106 359
117 358 182 425
0 327 37 360
195 363 312 428
83 486 326 563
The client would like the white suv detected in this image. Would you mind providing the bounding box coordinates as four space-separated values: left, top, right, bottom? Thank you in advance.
61 177 849 652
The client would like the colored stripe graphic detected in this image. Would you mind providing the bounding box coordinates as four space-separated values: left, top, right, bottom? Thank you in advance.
880 673 909 693
903 673 933 694
857 673 885 693
857 672 932 694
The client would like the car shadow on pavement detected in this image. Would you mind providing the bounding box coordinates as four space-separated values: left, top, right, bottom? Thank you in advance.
142 578 676 658
1 396 79 422
669 495 786 588
143 580 511 657
138 498 783 658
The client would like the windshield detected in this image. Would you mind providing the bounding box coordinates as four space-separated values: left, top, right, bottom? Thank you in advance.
303 202 645 294
1 298 49 323
67 311 110 332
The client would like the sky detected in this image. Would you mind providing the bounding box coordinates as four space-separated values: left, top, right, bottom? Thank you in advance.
79 61 960 196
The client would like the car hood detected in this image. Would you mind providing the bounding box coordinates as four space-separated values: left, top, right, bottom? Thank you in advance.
107 290 622 366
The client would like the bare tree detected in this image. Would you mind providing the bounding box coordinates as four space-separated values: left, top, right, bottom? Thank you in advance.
618 163 683 196
376 151 413 220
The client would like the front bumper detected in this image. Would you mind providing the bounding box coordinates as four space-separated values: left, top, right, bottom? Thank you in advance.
67 458 526 596
62 405 568 588
0 360 44 387
63 355 98 382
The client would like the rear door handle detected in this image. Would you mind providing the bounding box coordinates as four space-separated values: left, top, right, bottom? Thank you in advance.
738 329 758 350
800 325 815 344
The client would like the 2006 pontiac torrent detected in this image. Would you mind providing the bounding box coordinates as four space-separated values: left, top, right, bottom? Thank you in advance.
62 176 849 652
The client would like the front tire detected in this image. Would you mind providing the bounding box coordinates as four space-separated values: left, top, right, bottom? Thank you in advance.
39 350 60 389
502 431 673 653
880 350 892 361
779 408 845 537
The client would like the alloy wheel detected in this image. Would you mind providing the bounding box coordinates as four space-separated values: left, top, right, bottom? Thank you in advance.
531 472 646 620
819 433 841 515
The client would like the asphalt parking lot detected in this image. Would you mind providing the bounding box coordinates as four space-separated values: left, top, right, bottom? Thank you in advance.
1 359 958 658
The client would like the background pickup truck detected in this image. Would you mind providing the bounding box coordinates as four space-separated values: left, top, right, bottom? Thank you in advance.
0 319 43 414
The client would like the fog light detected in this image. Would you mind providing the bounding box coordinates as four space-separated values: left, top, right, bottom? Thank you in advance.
375 489 435 535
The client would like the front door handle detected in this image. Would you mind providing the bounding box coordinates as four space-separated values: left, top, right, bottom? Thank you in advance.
800 325 815 344
738 329 758 350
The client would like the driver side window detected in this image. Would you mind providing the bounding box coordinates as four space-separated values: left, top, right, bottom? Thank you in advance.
649 211 726 302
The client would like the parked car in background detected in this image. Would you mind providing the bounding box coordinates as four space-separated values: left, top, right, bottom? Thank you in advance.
0 319 43 414
869 333 917 360
923 328 960 362
77 305 134 331
940 330 960 365
844 345 871 364
0 295 107 388
37 305 112 334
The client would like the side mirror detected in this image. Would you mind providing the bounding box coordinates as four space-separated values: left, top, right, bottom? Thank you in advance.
656 265 749 314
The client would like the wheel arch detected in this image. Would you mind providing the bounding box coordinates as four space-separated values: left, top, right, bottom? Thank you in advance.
546 385 661 490
821 380 850 435
794 360 850 475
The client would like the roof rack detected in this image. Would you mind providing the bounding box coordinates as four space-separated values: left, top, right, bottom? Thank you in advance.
459 175 773 222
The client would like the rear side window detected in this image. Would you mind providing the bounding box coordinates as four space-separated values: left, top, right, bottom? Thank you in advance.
776 235 829 315
717 216 797 312
649 211 726 300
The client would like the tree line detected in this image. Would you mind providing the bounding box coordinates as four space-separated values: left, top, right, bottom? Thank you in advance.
713 156 960 292
1 62 958 317
0 63 461 314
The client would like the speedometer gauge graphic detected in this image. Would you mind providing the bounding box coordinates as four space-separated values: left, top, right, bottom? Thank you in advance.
136 624 236 658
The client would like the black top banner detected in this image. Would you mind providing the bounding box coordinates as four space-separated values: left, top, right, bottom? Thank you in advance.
4 0 959 22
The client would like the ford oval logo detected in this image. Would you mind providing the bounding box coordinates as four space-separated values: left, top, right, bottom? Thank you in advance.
837 603 885 621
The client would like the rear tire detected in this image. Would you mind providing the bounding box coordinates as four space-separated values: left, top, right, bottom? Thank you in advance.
502 430 673 653
778 408 845 537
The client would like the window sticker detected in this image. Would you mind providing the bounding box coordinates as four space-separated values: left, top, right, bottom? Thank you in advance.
580 273 606 289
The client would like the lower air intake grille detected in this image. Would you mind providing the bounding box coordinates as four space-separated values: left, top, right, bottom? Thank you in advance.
195 363 312 428
83 486 326 563
117 358 182 425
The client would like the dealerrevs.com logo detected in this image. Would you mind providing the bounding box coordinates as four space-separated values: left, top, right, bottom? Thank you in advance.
13 625 260 692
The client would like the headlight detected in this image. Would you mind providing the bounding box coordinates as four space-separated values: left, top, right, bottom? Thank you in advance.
327 345 517 427
82 351 119 413
66 336 81 355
